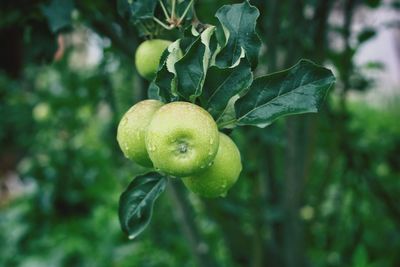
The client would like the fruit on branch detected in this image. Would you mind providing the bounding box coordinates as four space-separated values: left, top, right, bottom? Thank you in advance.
135 39 172 80
145 101 219 177
182 133 242 198
117 100 164 167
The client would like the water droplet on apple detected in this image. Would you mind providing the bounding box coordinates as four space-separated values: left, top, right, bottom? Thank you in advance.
123 143 129 151
221 180 227 189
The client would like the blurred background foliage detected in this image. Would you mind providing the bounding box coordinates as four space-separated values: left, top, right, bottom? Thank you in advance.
1 0 400 267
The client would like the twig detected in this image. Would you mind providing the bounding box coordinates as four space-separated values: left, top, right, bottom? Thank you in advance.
153 17 174 30
178 0 194 24
166 181 217 267
159 0 171 20
171 0 177 19
191 0 199 23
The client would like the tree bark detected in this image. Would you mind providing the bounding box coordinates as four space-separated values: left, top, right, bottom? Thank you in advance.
167 181 217 267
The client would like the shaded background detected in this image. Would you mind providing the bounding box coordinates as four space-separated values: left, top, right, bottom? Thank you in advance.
1 0 400 266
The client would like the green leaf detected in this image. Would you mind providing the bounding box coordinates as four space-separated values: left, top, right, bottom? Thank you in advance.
364 0 382 8
119 0 158 22
203 58 253 122
235 60 335 128
215 1 261 69
149 41 182 102
132 0 158 21
175 26 216 101
117 0 131 19
352 245 370 267
41 0 74 33
119 172 168 239
357 28 376 44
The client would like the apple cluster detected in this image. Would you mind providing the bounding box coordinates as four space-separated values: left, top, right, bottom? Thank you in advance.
116 100 242 198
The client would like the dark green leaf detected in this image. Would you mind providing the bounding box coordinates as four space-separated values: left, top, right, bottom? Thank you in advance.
149 52 174 102
235 60 335 128
203 58 253 122
357 28 376 44
149 40 183 101
215 1 261 69
120 0 158 22
41 0 74 33
119 172 168 239
175 27 215 100
117 0 131 19
364 0 382 8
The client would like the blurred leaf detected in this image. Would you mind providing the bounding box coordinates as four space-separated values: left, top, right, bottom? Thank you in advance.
235 60 335 128
364 0 382 8
24 21 58 63
117 0 131 19
41 0 74 33
203 58 253 122
350 72 372 91
119 172 168 239
352 245 370 267
215 1 261 69
175 26 215 101
363 61 385 70
392 0 400 9
357 28 376 44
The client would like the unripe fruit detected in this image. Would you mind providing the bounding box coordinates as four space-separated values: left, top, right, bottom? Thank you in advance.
182 133 242 198
117 100 164 167
135 39 172 80
145 102 219 177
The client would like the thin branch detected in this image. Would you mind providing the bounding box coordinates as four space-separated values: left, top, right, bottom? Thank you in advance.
159 0 171 20
178 0 194 24
191 0 199 23
167 181 217 267
153 17 174 30
171 0 177 19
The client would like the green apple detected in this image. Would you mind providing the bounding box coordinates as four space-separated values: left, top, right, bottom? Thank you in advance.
145 101 219 177
117 99 164 167
182 133 242 198
135 39 172 80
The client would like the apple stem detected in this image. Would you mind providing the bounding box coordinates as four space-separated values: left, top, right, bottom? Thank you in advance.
191 0 199 24
153 17 174 30
171 0 177 20
159 0 171 21
178 0 194 24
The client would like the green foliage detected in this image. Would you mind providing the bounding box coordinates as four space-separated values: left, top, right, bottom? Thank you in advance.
1 0 399 266
203 58 253 122
41 0 74 33
214 1 261 69
234 60 335 128
118 0 335 239
119 172 167 239
175 27 215 100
